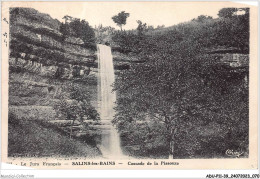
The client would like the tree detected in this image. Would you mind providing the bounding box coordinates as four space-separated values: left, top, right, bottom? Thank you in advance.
156 25 165 29
69 19 95 45
60 22 70 38
60 16 95 45
218 8 238 18
114 35 207 158
112 31 143 54
112 11 130 31
69 83 100 122
54 99 80 139
54 83 100 139
215 9 249 52
147 25 154 31
218 8 249 19
80 20 96 45
193 15 213 22
136 20 147 35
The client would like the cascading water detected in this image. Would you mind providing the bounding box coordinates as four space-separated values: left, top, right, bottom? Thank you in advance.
97 44 123 159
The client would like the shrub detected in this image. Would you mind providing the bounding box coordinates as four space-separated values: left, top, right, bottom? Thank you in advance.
60 18 95 46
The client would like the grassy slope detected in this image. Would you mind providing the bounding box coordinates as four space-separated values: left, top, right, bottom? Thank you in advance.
8 69 100 158
8 114 101 158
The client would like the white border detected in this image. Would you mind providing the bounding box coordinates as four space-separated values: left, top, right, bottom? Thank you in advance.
1 0 259 178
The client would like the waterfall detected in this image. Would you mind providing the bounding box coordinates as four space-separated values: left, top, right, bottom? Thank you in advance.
97 44 123 158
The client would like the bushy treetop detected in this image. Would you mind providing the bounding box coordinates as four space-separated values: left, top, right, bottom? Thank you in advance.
112 11 130 31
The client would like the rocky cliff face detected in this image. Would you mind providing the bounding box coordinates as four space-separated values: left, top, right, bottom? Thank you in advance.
8 8 104 153
10 8 97 80
9 8 98 112
8 8 137 149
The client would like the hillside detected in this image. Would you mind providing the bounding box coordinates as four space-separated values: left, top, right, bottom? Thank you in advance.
110 10 249 158
8 112 100 157
8 8 101 157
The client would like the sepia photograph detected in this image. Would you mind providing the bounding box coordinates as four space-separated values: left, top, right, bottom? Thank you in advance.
1 1 258 171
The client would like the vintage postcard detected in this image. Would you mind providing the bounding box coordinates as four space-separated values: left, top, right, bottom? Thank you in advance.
1 1 258 170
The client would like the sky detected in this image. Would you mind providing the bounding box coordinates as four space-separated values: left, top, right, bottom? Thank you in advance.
4 1 252 30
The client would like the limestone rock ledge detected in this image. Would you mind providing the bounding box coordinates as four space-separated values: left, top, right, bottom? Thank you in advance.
8 8 98 122
10 7 97 79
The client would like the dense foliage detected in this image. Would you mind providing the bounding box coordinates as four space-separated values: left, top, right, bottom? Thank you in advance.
113 8 249 54
54 83 100 138
112 8 249 158
60 17 95 46
218 8 249 18
112 11 130 31
10 8 61 31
